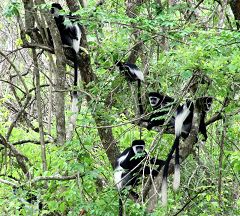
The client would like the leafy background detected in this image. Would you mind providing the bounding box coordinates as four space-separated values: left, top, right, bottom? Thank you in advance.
0 0 239 215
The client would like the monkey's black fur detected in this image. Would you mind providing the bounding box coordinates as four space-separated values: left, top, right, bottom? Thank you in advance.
114 140 165 216
50 3 82 95
116 62 144 115
147 92 175 130
161 97 213 205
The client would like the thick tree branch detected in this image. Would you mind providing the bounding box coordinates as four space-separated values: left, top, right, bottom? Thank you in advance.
30 174 81 183
230 0 240 30
66 0 119 168
0 140 53 151
126 0 146 64
35 0 67 145
0 178 19 187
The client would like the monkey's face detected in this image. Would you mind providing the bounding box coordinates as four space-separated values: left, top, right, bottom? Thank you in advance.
51 7 60 17
204 97 213 111
50 3 63 17
149 96 160 108
132 145 145 155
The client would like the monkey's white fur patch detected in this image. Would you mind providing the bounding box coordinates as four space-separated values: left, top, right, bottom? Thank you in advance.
71 96 78 113
200 140 206 146
114 152 129 190
133 69 144 81
173 164 180 191
161 177 168 206
132 145 144 155
175 104 190 136
114 168 124 190
52 8 60 17
72 24 81 53
118 152 129 165
125 65 144 81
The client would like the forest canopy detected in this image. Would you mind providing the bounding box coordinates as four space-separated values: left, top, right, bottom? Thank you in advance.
0 0 239 215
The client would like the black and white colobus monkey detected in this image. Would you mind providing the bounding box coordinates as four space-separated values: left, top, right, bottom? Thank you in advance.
161 97 213 205
114 140 165 216
50 3 82 96
116 62 144 115
147 92 175 130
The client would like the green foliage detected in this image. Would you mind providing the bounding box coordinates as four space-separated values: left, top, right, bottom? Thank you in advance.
0 0 239 215
4 0 20 17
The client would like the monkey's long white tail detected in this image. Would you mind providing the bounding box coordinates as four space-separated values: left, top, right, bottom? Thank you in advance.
173 164 180 191
173 104 190 191
66 95 79 140
162 136 180 206
161 177 168 206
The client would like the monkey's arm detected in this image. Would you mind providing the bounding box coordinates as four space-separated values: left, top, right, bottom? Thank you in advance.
142 166 160 177
150 158 165 171
199 113 208 141
68 25 80 40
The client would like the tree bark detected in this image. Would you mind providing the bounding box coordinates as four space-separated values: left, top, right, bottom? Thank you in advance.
126 0 145 64
230 0 240 30
66 0 119 167
32 48 47 171
35 0 67 145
